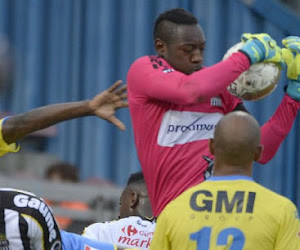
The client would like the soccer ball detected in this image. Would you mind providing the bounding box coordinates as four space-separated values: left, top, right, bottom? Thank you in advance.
223 42 281 101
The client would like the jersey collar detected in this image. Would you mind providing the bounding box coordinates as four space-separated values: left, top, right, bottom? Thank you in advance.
207 175 254 181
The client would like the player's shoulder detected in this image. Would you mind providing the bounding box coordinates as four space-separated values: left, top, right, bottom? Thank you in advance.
83 221 107 237
127 56 153 85
128 55 172 73
86 216 155 229
117 216 156 227
160 185 199 216
0 187 37 197
82 220 112 239
254 182 296 205
129 55 154 68
84 216 156 238
0 118 20 156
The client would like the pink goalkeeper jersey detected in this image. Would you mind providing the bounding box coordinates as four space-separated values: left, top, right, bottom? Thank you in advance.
127 53 249 216
128 53 300 216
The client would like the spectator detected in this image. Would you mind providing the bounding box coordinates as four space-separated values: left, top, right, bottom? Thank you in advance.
44 161 90 233
45 161 79 183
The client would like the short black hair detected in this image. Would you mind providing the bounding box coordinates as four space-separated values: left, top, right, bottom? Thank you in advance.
153 8 198 42
127 171 145 186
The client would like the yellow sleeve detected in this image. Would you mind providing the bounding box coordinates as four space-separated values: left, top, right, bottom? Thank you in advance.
0 118 20 157
150 211 170 250
274 201 300 249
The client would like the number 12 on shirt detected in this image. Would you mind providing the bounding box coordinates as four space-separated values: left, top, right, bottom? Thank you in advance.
190 226 245 250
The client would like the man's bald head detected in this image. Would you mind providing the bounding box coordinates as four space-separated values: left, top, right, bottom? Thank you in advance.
210 111 262 174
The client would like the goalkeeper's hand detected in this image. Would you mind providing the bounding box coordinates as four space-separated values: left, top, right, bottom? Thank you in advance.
282 36 300 101
239 33 284 68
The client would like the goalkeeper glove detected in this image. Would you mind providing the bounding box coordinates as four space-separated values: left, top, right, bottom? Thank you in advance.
239 33 284 68
282 36 300 101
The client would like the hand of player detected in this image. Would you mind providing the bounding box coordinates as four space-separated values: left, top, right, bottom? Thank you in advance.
282 36 300 80
282 36 300 101
239 33 284 68
89 80 128 130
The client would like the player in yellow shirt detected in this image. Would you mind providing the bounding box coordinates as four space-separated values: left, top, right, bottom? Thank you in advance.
150 111 300 250
0 80 127 157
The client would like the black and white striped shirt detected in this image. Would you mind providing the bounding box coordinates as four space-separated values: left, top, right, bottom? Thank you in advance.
0 188 61 250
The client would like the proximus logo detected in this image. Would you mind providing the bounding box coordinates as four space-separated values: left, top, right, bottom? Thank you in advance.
158 111 223 147
167 117 215 134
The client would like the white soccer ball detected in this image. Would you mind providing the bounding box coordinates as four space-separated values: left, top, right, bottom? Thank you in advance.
223 42 281 101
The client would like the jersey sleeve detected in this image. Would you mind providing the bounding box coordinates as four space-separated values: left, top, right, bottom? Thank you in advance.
0 117 20 157
61 230 116 250
150 211 171 250
274 201 300 249
258 94 300 164
127 53 250 106
222 90 243 113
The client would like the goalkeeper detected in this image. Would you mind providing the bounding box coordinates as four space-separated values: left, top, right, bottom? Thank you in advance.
127 8 300 217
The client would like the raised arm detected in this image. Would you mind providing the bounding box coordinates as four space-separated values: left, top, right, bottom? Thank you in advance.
128 34 283 106
2 80 127 144
128 52 250 105
258 36 300 164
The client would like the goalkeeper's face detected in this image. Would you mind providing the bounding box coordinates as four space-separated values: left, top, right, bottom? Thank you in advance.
157 24 205 75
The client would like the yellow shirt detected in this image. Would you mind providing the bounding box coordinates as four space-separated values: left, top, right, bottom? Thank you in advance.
151 176 300 250
0 118 19 157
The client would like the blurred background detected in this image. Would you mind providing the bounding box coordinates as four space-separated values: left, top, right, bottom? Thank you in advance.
0 0 299 232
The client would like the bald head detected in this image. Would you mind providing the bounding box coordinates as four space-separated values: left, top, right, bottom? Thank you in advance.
210 111 262 175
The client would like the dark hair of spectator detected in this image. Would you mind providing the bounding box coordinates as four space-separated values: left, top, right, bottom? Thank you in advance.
45 162 79 182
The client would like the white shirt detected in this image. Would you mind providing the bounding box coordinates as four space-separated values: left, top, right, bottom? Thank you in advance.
82 216 156 249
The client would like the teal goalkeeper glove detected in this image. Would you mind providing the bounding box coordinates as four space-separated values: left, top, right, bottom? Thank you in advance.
282 36 300 101
239 33 284 68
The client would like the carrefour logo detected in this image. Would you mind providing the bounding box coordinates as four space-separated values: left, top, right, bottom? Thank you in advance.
122 225 138 236
157 111 223 147
119 225 153 248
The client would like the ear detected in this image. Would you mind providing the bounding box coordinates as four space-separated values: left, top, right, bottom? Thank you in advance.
155 38 167 57
209 138 215 155
254 144 263 162
130 192 139 209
